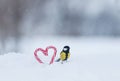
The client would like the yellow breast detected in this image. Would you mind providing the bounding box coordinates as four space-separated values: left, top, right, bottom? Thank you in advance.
60 52 70 61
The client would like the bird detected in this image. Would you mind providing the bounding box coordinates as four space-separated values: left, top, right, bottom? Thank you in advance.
56 46 70 63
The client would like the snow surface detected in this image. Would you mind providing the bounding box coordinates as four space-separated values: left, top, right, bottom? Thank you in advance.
0 36 120 81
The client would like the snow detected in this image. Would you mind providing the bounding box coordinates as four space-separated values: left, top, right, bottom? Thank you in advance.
0 37 120 81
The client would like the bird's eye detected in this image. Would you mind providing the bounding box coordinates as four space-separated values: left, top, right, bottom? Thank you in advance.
63 48 67 51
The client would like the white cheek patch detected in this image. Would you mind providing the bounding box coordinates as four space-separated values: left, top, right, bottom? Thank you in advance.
63 48 67 51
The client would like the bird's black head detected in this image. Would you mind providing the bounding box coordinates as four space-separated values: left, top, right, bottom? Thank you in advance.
63 46 70 52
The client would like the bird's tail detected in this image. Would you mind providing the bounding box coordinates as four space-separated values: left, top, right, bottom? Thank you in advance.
55 58 61 62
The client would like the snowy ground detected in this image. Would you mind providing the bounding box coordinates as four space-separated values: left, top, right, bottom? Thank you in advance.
0 36 120 81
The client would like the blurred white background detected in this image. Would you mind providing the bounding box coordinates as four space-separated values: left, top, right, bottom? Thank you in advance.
0 0 120 53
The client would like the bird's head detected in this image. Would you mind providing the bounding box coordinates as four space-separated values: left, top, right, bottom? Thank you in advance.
63 46 70 52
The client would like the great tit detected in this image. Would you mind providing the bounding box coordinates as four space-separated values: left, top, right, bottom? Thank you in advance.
56 46 70 63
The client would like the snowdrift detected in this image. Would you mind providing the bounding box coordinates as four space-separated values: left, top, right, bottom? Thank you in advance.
0 37 120 81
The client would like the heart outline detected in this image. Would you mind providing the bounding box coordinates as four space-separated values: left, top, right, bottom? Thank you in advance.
34 46 57 64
